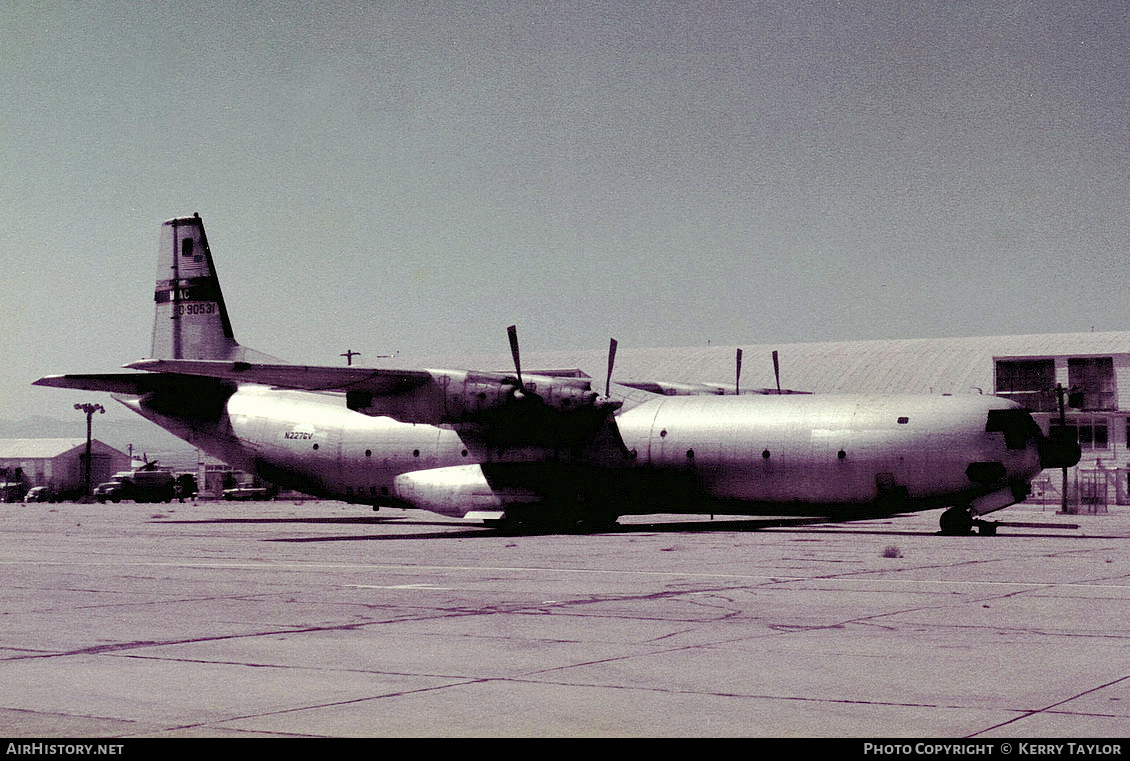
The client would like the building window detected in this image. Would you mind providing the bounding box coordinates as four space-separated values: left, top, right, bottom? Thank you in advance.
995 359 1057 412
1067 357 1116 411
1068 417 1109 450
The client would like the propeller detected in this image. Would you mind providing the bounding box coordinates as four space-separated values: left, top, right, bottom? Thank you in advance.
605 338 618 397
507 324 526 398
506 325 621 412
735 348 743 395
772 350 781 394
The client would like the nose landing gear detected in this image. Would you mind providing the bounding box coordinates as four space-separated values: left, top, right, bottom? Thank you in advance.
939 506 974 535
939 506 999 536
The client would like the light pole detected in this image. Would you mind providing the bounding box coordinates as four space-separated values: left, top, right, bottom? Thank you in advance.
1051 384 1082 515
75 403 104 498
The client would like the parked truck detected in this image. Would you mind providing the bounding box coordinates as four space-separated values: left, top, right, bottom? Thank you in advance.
94 467 176 504
0 467 28 502
1 481 25 503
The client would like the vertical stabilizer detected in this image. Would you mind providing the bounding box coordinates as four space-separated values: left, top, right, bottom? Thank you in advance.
150 214 272 361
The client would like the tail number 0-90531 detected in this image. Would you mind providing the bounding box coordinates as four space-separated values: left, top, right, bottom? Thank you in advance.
174 303 217 315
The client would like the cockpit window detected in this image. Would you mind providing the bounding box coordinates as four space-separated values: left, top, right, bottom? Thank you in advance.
986 408 1040 450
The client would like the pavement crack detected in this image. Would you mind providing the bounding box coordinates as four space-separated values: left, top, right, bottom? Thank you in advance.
966 672 1130 737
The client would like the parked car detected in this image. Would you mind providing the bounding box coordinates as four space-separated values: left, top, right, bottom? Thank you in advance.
23 486 52 503
222 486 271 501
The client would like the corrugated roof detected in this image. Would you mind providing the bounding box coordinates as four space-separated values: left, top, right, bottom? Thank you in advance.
392 330 1130 396
0 439 123 459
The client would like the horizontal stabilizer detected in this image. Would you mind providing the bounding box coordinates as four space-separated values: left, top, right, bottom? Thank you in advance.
126 358 434 394
33 372 214 395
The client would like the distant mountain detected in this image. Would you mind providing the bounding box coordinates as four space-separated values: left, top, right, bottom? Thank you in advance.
0 415 199 469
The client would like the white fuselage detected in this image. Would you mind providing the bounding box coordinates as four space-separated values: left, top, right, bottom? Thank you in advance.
129 384 1043 519
614 393 1038 504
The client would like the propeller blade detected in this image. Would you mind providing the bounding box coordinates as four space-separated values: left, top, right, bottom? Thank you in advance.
507 324 524 394
606 338 618 397
772 350 781 394
735 348 743 395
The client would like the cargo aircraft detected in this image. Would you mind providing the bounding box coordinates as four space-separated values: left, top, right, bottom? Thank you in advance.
36 215 1080 534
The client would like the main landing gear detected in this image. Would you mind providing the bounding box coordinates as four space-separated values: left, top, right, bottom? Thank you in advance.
487 509 620 535
938 506 997 536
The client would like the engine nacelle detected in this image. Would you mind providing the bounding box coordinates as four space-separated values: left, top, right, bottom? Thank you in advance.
443 378 602 420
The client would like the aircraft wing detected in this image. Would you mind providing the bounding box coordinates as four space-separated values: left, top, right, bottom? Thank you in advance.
618 380 726 396
123 358 619 448
124 358 599 395
618 379 811 396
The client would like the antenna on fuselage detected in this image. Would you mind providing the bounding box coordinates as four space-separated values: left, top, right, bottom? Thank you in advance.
735 348 743 395
772 350 781 394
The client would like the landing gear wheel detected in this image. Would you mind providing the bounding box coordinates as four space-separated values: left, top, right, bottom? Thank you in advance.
976 521 998 536
939 506 974 536
574 514 620 533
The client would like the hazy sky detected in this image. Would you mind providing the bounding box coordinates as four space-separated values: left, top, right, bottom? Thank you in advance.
3 0 1128 421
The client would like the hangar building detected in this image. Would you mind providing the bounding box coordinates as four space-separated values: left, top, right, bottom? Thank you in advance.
0 439 131 499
